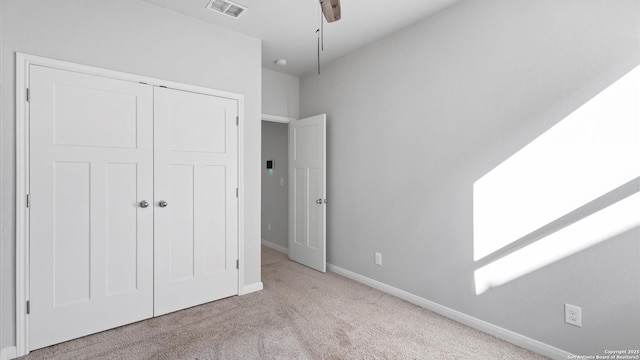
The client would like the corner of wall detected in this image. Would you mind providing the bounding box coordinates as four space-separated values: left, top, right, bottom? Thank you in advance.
261 239 289 254
240 282 263 295
261 68 300 119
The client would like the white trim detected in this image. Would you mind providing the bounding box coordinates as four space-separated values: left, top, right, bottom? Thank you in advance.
1 346 17 360
327 263 575 360
236 91 246 307
261 239 289 255
15 53 246 357
240 282 263 295
15 53 30 357
17 54 243 100
261 114 295 124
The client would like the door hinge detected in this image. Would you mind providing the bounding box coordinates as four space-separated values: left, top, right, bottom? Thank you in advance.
236 188 239 198
236 259 239 269
26 88 30 102
236 116 239 126
26 194 31 208
26 300 30 315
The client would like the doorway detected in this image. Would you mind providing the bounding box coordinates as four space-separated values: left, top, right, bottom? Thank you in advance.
261 118 290 255
260 114 327 272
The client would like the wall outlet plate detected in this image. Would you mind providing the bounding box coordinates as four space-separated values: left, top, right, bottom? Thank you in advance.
565 304 582 327
375 252 382 266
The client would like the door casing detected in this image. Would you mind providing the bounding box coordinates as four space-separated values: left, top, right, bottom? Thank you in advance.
14 53 246 357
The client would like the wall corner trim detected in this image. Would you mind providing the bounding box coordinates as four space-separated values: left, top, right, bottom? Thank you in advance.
327 263 575 360
1 346 17 360
261 114 295 123
240 282 263 295
261 239 289 255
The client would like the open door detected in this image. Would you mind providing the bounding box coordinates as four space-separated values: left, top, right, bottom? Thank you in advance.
288 114 327 272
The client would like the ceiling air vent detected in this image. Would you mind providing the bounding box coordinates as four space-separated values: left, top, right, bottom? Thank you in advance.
206 0 247 19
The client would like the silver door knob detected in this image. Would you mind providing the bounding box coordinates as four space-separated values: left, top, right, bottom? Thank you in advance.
316 198 323 204
139 200 149 208
159 200 168 208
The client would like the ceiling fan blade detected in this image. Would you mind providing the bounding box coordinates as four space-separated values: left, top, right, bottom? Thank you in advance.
320 0 341 23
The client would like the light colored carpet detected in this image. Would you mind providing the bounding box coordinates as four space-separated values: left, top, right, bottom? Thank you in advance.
21 246 547 359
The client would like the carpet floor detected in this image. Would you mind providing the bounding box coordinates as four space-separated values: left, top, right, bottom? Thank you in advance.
21 246 547 359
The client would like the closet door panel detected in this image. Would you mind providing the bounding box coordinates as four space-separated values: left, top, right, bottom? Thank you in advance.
29 65 154 350
153 87 239 316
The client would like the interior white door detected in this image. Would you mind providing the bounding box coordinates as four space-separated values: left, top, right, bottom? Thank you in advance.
288 114 327 272
153 87 239 316
29 65 154 350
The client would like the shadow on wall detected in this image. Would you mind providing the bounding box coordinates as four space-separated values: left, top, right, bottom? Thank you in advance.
472 65 640 295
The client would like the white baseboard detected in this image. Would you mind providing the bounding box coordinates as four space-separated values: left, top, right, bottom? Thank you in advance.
240 282 263 295
261 239 288 255
327 264 574 360
1 346 17 360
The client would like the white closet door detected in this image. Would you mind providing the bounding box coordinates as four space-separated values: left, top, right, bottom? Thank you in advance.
29 65 154 350
153 87 239 316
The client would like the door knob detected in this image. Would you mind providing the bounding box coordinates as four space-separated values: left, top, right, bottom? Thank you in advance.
316 198 323 204
139 200 150 208
159 200 168 208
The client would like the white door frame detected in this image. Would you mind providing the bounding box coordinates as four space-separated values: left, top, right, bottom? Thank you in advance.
15 53 246 357
261 114 295 124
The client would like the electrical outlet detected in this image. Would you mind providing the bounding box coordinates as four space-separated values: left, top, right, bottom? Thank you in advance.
565 304 582 327
374 252 382 266
267 223 271 231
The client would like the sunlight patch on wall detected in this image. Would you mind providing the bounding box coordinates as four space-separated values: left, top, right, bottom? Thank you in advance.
473 65 640 262
474 192 640 295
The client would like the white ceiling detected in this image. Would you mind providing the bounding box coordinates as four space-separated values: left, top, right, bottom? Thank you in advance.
140 0 461 76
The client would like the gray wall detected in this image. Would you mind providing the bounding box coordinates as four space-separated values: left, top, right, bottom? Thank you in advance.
262 68 300 119
0 0 262 352
300 0 639 356
261 122 289 249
